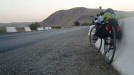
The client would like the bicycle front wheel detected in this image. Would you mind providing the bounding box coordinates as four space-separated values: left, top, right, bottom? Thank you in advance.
89 26 102 52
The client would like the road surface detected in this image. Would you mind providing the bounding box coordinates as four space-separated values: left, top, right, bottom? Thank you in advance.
0 26 120 75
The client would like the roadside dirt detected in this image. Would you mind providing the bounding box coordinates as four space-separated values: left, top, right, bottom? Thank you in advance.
0 27 120 75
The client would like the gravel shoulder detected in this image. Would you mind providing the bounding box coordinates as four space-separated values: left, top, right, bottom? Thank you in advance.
0 27 120 75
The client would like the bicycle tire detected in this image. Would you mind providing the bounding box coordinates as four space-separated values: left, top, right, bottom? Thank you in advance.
104 25 116 64
89 26 102 52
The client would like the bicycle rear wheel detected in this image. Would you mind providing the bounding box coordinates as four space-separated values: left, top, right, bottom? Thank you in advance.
89 26 102 52
104 25 116 64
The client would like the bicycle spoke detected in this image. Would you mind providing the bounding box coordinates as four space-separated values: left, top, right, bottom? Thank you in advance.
104 25 116 64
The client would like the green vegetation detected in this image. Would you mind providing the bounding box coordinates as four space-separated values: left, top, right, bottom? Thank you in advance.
73 21 92 26
0 27 6 32
81 22 92 26
74 21 80 26
52 26 62 29
29 22 40 30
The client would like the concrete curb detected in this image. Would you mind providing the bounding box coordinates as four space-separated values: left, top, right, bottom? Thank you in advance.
88 17 134 75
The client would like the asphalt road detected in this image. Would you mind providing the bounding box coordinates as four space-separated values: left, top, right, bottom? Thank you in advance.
0 26 120 75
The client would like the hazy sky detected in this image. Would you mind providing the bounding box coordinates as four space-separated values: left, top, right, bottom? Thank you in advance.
0 0 134 23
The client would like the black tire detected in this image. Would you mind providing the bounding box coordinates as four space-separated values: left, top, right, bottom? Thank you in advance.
104 25 116 64
89 26 102 52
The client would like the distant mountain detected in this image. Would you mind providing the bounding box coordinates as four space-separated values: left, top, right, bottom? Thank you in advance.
41 7 134 27
0 22 35 27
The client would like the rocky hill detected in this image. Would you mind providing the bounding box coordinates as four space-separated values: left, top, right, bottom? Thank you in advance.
41 7 134 27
